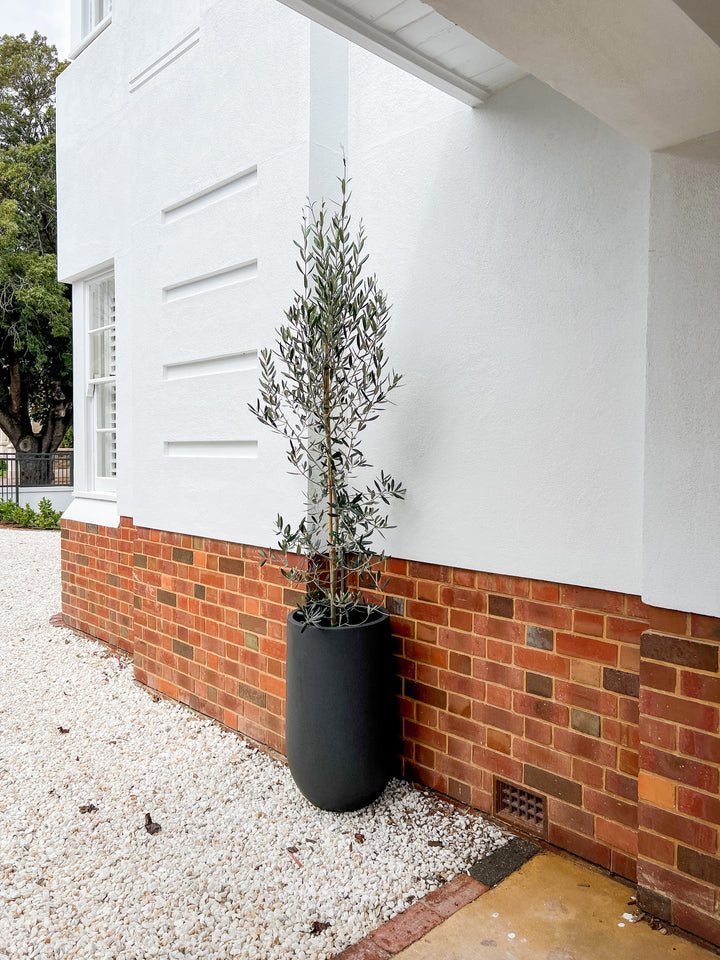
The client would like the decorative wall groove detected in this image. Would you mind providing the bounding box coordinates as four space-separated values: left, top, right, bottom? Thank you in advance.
162 167 258 222
163 260 257 302
164 440 258 459
130 28 200 93
163 351 258 381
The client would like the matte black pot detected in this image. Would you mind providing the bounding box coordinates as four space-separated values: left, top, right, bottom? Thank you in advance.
285 607 394 812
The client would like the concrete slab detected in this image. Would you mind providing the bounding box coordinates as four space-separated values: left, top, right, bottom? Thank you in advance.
395 853 714 960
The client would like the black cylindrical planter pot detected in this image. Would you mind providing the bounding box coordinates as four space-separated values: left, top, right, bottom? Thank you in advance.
285 607 394 812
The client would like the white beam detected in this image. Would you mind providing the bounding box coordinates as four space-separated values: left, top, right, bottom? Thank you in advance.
275 0 491 106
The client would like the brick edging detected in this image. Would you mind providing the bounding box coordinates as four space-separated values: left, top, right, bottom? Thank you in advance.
332 872 489 959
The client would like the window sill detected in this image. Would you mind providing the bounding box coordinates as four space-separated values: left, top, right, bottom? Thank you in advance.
70 15 112 60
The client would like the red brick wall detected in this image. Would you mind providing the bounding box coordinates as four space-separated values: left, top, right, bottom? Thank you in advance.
370 562 644 883
61 517 135 653
637 621 720 944
61 516 720 947
131 527 290 755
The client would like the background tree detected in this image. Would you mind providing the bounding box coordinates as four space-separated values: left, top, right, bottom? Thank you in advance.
0 33 71 481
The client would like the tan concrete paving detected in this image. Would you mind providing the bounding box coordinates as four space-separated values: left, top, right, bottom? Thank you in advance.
396 852 714 960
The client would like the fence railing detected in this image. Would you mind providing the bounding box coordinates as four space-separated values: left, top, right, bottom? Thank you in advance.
0 452 74 503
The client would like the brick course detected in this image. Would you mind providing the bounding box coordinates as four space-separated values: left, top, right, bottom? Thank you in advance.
61 517 720 949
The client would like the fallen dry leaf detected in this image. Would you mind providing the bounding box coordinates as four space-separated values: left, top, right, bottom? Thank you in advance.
144 813 161 835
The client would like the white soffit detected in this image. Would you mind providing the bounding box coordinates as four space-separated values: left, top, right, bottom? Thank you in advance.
276 0 526 105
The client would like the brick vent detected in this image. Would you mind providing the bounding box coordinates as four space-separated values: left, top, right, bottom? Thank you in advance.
495 778 546 837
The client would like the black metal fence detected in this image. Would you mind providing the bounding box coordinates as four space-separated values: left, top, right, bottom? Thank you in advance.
0 452 74 504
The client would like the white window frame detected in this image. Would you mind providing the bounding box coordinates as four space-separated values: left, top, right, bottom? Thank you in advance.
82 0 112 39
85 270 116 494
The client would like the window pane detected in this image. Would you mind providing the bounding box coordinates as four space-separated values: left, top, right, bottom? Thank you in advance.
83 0 112 36
95 382 116 430
89 329 112 379
89 277 114 330
96 430 116 478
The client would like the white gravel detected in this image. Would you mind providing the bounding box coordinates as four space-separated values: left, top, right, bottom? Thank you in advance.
0 529 508 960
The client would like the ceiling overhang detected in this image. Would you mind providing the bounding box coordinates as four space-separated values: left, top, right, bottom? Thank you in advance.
276 0 525 107
424 0 720 150
280 0 720 150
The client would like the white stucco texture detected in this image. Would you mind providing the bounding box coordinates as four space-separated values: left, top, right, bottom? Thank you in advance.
58 1 665 600
58 0 313 545
643 134 720 617
348 54 649 594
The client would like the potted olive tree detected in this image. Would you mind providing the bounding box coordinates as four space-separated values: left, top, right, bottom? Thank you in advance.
249 169 405 811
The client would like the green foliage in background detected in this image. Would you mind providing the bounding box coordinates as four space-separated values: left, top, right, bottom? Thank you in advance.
0 33 72 462
0 495 61 528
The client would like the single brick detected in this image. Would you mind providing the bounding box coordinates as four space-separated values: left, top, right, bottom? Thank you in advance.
556 633 617 665
641 632 718 672
642 690 718 732
603 668 640 698
423 873 487 918
334 938 391 960
641 745 718 792
237 682 266 708
194 583 206 600
238 613 266 633
244 631 259 651
638 804 716 852
524 765 582 806
133 553 148 569
405 679 447 710
680 671 720 703
385 595 405 616
487 728 512 754
370 901 442 953
636 886 672 924
673 903 720 947
219 556 245 577
172 547 194 565
488 595 514 619
526 625 554 650
571 709 601 737
526 673 553 698
678 728 720 764
639 660 677 692
283 588 305 607
677 785 720 823
677 846 720 887
106 573 120 588
172 638 195 660
157 589 177 607
447 778 472 806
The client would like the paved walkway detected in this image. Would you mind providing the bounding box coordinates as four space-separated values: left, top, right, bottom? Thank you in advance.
337 848 716 959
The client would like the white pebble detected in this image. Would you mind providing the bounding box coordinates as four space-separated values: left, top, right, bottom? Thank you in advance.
0 530 508 959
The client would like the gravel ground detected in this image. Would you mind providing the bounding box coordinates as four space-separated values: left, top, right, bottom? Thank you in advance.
0 529 508 960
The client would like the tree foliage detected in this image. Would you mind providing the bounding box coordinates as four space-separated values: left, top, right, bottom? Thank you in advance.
250 169 405 627
0 33 71 463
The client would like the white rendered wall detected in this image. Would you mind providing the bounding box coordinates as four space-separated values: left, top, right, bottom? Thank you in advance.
59 6 654 596
58 0 314 545
347 54 650 594
643 133 720 618
19 489 74 513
